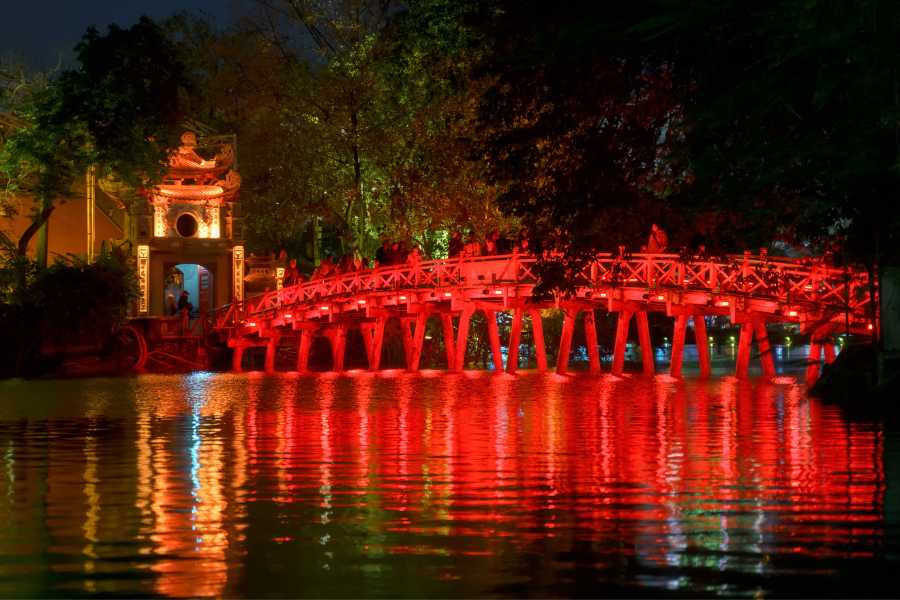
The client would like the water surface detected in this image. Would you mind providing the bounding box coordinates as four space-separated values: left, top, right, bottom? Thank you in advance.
0 372 897 597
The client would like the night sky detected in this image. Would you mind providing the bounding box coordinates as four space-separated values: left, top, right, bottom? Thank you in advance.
2 0 241 69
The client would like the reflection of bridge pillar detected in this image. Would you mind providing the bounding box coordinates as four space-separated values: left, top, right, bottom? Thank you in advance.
636 310 655 375
670 314 688 378
612 310 633 376
453 305 474 371
528 309 548 372
583 309 600 373
694 315 711 378
485 310 503 372
440 314 455 370
754 321 776 378
556 309 576 375
506 309 523 374
735 322 753 379
325 326 347 372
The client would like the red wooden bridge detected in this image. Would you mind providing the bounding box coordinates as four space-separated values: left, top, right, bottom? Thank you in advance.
207 252 874 383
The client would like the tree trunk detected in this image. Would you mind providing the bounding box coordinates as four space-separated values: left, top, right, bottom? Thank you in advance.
18 195 55 266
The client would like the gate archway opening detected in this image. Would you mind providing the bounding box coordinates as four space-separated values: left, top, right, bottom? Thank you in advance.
164 263 215 317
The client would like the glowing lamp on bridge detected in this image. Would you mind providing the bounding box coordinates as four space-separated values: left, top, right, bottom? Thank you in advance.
320 305 330 311
786 309 799 317
494 289 504 296
399 295 407 301
656 295 665 301
443 292 452 298
868 323 874 331
715 300 730 307
357 299 366 305
599 292 608 298
284 314 293 320
246 321 256 328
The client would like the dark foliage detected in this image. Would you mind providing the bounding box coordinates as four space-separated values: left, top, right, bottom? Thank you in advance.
470 1 682 292
0 243 137 377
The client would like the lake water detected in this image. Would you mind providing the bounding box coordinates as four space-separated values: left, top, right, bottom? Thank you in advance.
0 371 897 597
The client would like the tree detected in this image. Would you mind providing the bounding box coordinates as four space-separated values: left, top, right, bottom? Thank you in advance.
369 0 513 252
468 1 682 293
0 83 94 268
624 0 900 348
0 17 189 268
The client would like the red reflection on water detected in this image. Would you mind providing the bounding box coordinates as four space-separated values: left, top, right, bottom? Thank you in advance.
0 373 887 596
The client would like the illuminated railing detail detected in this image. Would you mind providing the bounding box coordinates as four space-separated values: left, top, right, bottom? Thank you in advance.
218 253 871 332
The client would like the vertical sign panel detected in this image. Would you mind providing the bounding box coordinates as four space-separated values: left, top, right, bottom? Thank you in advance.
137 244 150 315
232 245 244 304
154 203 167 237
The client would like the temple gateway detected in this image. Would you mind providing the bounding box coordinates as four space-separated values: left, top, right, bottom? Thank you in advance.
111 131 246 319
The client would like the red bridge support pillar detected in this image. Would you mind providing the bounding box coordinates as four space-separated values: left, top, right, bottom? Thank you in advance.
823 339 836 364
232 342 246 372
454 305 474 371
754 321 776 379
485 310 504 372
506 309 523 374
805 322 837 386
557 309 576 375
361 317 386 371
670 314 688 378
441 314 455 370
735 323 753 379
806 339 823 385
583 309 600 374
636 310 655 376
326 326 347 372
529 310 548 373
694 315 711 379
264 334 280 374
402 313 428 372
612 310 633 376
296 329 313 373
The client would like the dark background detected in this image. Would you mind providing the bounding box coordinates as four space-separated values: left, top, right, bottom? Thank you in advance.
1 0 240 69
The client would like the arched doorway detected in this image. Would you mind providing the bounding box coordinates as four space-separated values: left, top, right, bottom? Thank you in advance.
163 263 215 316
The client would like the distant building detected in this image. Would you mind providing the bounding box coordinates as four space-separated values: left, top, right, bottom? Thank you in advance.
1 126 246 317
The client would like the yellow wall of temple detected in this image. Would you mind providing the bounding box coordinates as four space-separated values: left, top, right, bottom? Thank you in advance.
1 187 123 260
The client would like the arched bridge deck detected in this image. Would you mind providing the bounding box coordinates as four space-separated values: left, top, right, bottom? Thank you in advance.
215 253 875 382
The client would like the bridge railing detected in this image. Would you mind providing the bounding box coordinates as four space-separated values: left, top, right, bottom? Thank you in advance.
236 252 873 323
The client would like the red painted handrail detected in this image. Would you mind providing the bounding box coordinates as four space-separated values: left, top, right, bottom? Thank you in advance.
213 253 871 331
